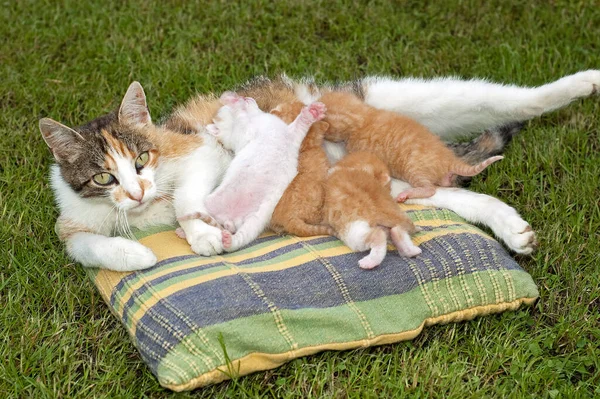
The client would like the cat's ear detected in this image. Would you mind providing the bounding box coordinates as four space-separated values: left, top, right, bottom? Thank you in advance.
39 118 85 163
206 124 219 136
119 82 152 128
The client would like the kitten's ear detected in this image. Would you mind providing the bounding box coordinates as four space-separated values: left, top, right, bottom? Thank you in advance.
270 104 283 116
206 124 219 136
39 118 85 163
119 81 152 128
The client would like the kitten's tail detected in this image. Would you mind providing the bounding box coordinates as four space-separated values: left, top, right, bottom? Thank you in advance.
445 155 504 184
278 218 335 237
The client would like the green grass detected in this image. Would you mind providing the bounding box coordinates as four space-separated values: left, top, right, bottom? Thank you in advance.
1 0 599 397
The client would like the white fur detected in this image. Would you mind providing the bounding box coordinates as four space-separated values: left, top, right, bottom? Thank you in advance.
51 165 174 271
361 70 600 139
290 70 600 139
172 133 232 256
205 94 322 252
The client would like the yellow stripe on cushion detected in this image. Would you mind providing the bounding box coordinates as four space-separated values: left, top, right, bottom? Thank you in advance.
120 227 490 336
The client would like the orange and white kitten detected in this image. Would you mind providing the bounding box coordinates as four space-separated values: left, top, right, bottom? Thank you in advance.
324 152 421 269
269 101 333 237
319 91 503 201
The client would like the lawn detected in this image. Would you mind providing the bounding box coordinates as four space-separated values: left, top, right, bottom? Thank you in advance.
1 0 599 397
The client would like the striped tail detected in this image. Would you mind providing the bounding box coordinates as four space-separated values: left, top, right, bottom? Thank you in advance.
449 155 504 180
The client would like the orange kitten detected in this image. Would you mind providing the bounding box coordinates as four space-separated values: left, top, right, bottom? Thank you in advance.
269 102 333 236
323 151 421 269
319 91 503 201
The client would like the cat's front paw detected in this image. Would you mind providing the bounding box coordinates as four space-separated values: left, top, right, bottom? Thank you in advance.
185 223 224 256
108 237 158 271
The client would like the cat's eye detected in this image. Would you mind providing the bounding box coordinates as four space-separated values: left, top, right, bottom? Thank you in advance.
93 173 116 186
135 152 149 171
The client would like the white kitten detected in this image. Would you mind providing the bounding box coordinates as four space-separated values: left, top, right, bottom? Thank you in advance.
203 92 326 252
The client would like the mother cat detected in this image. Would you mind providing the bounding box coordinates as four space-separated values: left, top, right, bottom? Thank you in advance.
39 71 600 271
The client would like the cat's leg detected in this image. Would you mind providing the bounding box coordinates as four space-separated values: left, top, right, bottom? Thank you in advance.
224 201 274 252
339 223 388 269
174 148 230 256
66 233 157 271
396 185 437 202
390 226 422 257
287 102 326 145
390 179 537 254
361 70 600 139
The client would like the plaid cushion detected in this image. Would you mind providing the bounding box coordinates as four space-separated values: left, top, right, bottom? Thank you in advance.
88 204 538 391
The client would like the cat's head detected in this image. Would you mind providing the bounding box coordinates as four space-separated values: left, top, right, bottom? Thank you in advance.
270 101 329 150
40 82 161 212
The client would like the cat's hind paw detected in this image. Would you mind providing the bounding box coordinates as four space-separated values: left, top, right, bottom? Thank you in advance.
502 221 538 255
565 70 600 98
358 256 381 270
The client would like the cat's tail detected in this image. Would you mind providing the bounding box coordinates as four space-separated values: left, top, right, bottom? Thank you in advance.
278 218 335 237
445 155 504 184
448 122 524 163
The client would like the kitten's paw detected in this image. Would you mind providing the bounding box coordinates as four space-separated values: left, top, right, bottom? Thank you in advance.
358 256 381 270
303 102 327 122
222 230 232 248
495 214 538 255
109 238 158 271
395 193 409 203
175 227 186 239
566 70 600 98
220 91 242 105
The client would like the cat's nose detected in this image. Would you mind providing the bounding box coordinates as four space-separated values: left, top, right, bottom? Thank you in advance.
127 190 143 202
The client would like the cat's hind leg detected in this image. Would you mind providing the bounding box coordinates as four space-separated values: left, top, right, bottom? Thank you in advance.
396 185 437 202
358 227 388 270
362 70 600 139
390 226 422 257
390 179 538 254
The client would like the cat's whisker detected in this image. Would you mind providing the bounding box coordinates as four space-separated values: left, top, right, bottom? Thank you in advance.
120 210 137 241
97 204 118 233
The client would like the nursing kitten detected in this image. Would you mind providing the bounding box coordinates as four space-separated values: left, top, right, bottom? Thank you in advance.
202 92 326 252
319 91 503 201
269 101 333 237
39 82 230 271
324 151 421 269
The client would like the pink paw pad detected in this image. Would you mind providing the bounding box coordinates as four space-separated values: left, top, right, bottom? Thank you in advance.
222 230 232 248
396 193 408 203
307 102 326 120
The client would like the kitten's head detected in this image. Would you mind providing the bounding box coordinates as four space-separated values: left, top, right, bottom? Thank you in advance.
206 93 260 151
270 101 329 150
335 151 392 188
40 82 161 212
